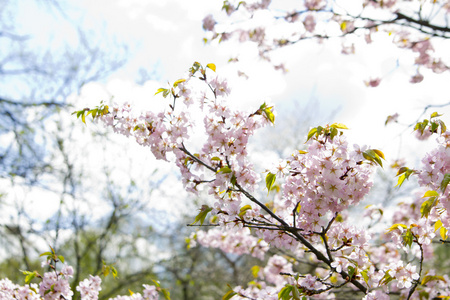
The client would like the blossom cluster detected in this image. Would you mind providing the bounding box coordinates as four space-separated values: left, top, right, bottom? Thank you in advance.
96 65 273 231
280 138 375 233
193 227 269 260
0 268 160 300
202 0 449 84
418 131 450 219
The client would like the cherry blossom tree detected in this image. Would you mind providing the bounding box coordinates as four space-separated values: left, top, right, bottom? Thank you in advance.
2 0 450 299
66 62 449 299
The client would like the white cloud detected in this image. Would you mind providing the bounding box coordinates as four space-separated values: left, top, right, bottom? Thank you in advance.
145 13 179 32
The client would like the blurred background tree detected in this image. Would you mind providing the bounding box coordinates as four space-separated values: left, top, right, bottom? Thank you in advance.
0 1 265 298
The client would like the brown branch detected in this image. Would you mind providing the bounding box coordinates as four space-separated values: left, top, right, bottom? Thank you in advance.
396 12 450 34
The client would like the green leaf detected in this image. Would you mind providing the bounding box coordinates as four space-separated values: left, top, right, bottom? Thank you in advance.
435 219 443 232
395 173 407 188
217 167 232 174
266 172 276 194
152 280 161 287
239 205 252 218
329 127 338 140
379 271 394 286
423 190 439 198
230 174 237 186
206 63 216 72
192 205 213 225
395 167 416 188
173 79 186 88
420 197 439 218
306 127 317 142
155 88 167 95
111 266 118 279
347 266 356 279
363 149 384 167
251 266 260 278
440 173 450 193
330 123 348 129
430 112 442 118
278 285 293 300
163 89 171 98
22 271 36 284
361 269 369 284
292 285 300 300
58 255 65 263
162 288 171 300
431 121 439 133
263 108 275 124
403 229 413 248
439 120 447 134
316 126 324 136
396 167 409 176
421 275 446 285
222 290 237 300
372 149 385 160
440 226 448 240
386 223 407 233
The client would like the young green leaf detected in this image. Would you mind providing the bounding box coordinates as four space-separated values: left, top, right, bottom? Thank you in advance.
263 108 275 124
251 266 260 278
306 127 317 143
173 79 186 88
440 173 450 193
162 288 171 300
217 166 232 174
439 119 447 133
430 112 442 118
22 271 37 284
361 269 369 284
386 223 407 233
152 279 161 287
292 285 301 300
329 127 338 140
379 271 394 286
420 197 439 218
421 275 446 285
363 149 384 167
423 190 439 198
239 205 252 218
266 172 276 194
440 227 448 240
192 205 213 225
206 63 216 72
330 123 348 129
403 229 413 248
155 88 167 95
395 167 416 188
278 285 293 300
222 290 237 300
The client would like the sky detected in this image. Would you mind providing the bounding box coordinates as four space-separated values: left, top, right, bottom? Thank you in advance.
7 0 450 222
